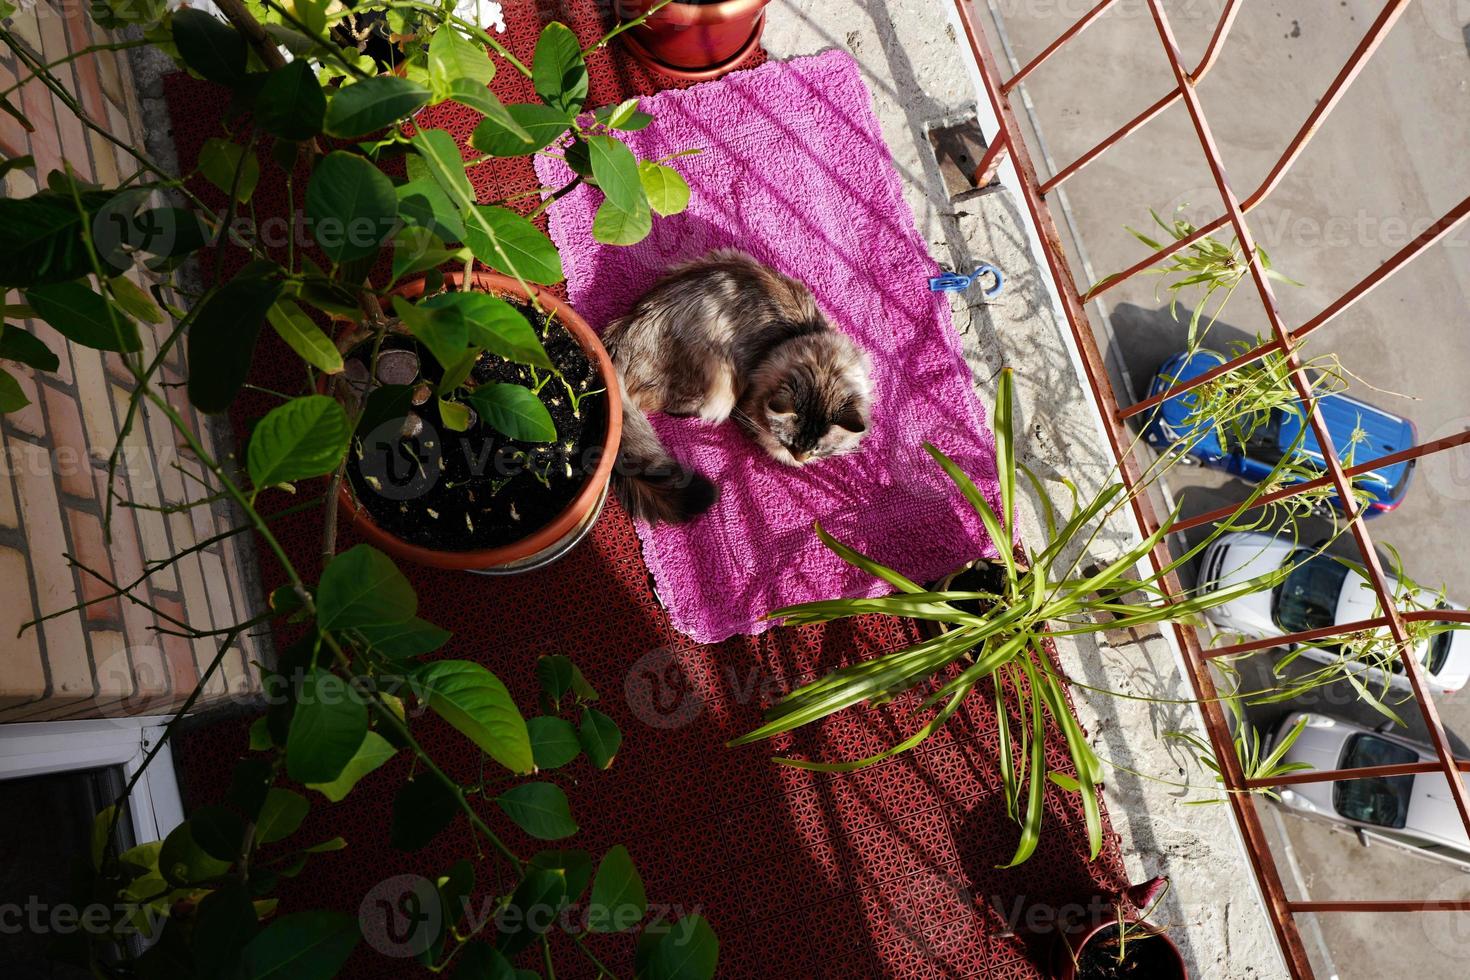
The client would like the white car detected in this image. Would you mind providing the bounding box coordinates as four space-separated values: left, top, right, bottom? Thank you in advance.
1269 711 1470 861
1197 531 1470 694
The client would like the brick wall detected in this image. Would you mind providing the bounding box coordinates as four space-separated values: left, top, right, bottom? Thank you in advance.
0 2 265 721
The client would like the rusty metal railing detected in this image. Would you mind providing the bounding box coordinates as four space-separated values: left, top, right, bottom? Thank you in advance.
949 0 1470 974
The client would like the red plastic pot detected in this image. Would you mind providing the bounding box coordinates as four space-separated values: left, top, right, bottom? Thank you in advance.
615 0 771 80
333 270 622 574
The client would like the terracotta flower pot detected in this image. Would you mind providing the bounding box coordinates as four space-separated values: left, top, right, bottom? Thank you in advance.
334 270 622 574
615 0 771 80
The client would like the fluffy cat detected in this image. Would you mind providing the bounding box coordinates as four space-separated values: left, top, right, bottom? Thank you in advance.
604 249 873 524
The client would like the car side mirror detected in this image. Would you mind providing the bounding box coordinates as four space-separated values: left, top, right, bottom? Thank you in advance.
1356 828 1372 847
1375 720 1397 734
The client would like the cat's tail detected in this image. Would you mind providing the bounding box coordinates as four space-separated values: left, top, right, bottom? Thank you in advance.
613 376 718 525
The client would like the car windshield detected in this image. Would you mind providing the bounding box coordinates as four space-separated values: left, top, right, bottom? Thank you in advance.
1333 734 1417 829
1273 549 1350 634
1243 408 1286 464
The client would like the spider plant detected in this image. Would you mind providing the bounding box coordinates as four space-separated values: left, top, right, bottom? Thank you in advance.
1114 206 1303 344
729 370 1316 867
1166 696 1312 804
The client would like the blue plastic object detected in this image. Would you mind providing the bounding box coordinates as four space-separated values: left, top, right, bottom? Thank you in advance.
928 263 1004 298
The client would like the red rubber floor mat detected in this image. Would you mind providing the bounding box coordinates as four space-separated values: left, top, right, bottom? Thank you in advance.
162 4 1129 976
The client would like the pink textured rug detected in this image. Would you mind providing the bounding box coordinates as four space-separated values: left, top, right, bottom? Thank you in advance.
536 50 1003 642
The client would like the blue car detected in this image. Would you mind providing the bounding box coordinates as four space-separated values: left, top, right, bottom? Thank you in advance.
1142 349 1416 516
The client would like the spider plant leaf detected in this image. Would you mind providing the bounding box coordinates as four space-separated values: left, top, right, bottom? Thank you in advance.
994 367 1016 538
1033 484 1123 570
1017 461 1068 542
732 627 982 745
1256 714 1310 778
1125 226 1164 250
812 522 924 594
920 629 1034 708
1048 771 1081 792
924 442 1015 584
994 672 1017 819
773 684 972 772
1342 669 1407 728
1035 665 1102 858
768 592 994 628
999 660 1048 868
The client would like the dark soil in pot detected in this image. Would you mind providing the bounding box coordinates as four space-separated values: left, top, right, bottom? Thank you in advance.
1074 925 1182 979
343 301 609 552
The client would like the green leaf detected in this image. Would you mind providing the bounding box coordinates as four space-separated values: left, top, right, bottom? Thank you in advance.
532 22 587 115
198 137 260 203
194 882 259 976
638 162 690 217
415 660 533 774
130 206 210 259
390 775 460 850
495 781 578 840
159 820 232 885
253 60 325 140
172 9 247 86
392 294 467 369
305 730 396 802
0 324 58 372
187 272 282 412
592 194 652 246
537 655 574 710
496 868 567 958
190 805 247 862
429 28 494 102
586 135 643 214
410 128 475 210
267 299 343 373
470 102 569 157
286 668 368 784
578 707 621 770
447 79 529 144
305 151 398 265
528 716 581 769
597 98 645 130
323 75 430 138
0 367 26 413
26 281 140 352
391 227 462 285
397 177 465 243
249 715 274 750
254 789 309 846
636 915 719 980
587 844 646 932
451 944 516 980
462 205 563 285
0 189 126 287
424 291 551 369
242 910 359 980
248 395 351 491
107 275 163 324
462 382 556 442
529 848 593 903
317 543 417 630
354 616 452 660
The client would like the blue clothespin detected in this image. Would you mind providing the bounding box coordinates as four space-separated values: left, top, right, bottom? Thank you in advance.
929 263 1004 299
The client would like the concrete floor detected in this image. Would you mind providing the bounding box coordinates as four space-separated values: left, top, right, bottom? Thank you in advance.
973 0 1470 977
764 2 1285 976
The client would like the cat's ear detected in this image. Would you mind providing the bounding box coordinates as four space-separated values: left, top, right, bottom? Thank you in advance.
769 389 795 415
833 405 867 433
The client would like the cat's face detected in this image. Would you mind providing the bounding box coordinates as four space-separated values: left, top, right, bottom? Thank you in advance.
753 334 872 467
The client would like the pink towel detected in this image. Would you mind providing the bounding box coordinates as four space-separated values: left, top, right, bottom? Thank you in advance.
536 50 1003 643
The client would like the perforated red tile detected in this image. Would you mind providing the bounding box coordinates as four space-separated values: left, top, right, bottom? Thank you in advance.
162 4 1127 976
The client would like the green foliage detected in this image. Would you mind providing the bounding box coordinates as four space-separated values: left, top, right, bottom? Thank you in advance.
13 6 716 976
587 844 646 932
732 370 1337 866
1167 698 1312 804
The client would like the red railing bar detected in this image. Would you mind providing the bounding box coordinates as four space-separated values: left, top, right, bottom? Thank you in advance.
1405 609 1470 625
1001 0 1119 93
1145 0 1470 850
1290 900 1470 913
1246 759 1470 790
1238 0 1413 215
1200 616 1393 660
1117 336 1282 422
971 130 1010 187
1040 0 1242 194
1170 429 1470 535
951 3 1313 973
1082 212 1230 302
